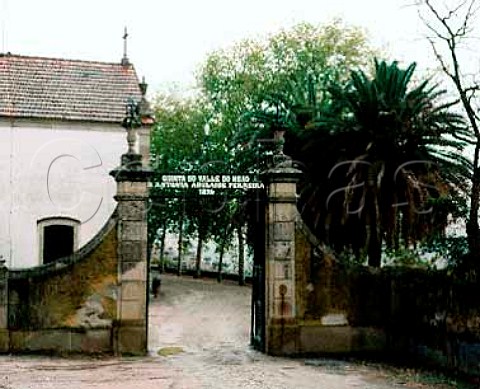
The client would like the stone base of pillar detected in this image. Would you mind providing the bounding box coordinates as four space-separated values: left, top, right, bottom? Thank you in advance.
266 321 299 356
114 320 147 355
0 329 9 352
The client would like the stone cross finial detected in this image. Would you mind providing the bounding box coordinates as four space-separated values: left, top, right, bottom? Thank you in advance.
121 27 130 66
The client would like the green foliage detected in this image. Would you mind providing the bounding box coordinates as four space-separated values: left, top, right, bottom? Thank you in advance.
149 92 251 272
297 59 471 266
196 20 379 262
148 20 469 271
421 235 469 268
198 19 375 157
150 20 377 261
148 95 208 254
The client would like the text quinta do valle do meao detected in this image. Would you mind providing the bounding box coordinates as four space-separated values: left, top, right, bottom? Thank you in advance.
153 174 264 195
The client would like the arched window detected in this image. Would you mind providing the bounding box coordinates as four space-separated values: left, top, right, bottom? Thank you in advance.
38 217 80 264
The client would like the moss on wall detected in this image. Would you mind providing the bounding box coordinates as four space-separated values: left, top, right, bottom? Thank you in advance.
294 224 311 319
8 225 118 330
294 218 480 373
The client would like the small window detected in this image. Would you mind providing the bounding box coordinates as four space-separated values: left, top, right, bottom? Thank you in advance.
38 217 80 264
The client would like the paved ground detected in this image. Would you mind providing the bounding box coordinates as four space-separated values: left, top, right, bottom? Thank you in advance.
0 275 467 388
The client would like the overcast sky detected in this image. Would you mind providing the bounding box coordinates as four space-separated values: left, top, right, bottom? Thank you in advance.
1 0 442 95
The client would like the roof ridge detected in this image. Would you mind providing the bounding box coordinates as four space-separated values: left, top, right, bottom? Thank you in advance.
0 52 132 67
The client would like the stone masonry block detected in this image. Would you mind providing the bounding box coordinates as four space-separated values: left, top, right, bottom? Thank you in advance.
121 281 147 301
118 181 148 196
274 281 294 299
272 222 294 241
16 329 73 352
116 325 147 355
270 262 293 280
274 297 293 317
271 203 296 223
120 300 146 321
120 221 147 241
0 330 9 352
121 261 147 281
273 241 293 260
74 329 112 353
267 324 299 356
119 241 143 262
300 326 354 354
118 201 147 221
0 306 7 328
269 182 297 198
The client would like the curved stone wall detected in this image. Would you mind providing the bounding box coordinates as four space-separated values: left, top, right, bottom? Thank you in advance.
3 210 120 354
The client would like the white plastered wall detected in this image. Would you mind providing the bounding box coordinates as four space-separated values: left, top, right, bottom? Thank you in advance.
0 119 128 268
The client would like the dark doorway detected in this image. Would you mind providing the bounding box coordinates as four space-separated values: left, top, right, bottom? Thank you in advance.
43 224 74 263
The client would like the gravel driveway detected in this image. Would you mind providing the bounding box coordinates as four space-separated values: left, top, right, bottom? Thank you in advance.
0 274 466 388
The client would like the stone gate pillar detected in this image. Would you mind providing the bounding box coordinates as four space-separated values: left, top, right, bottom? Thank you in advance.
264 156 302 355
111 153 151 355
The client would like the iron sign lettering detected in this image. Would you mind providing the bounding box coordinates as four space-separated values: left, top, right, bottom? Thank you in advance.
152 174 264 195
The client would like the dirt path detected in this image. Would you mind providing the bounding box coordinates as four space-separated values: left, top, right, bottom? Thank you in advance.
0 275 465 388
148 275 461 389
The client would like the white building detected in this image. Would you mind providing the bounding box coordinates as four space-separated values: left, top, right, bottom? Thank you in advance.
0 53 152 268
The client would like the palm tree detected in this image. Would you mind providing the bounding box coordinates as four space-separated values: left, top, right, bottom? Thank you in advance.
298 59 470 266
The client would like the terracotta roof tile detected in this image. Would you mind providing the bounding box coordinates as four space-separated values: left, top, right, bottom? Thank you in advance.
0 53 143 123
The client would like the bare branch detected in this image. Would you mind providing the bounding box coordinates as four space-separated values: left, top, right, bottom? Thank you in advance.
427 4 480 137
465 85 480 107
419 10 450 41
426 37 455 80
419 0 480 257
449 0 469 23
456 0 478 37
465 85 480 93
424 0 457 38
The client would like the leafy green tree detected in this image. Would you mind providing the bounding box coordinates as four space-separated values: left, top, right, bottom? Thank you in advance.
152 21 394 272
151 93 242 278
299 59 470 266
173 21 377 279
198 20 376 162
150 94 210 274
196 21 378 271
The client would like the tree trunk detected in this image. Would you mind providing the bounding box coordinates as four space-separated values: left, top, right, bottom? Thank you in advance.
217 238 225 283
467 156 480 265
194 232 203 279
159 220 167 273
367 230 382 267
367 191 382 267
176 209 185 276
238 224 245 285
